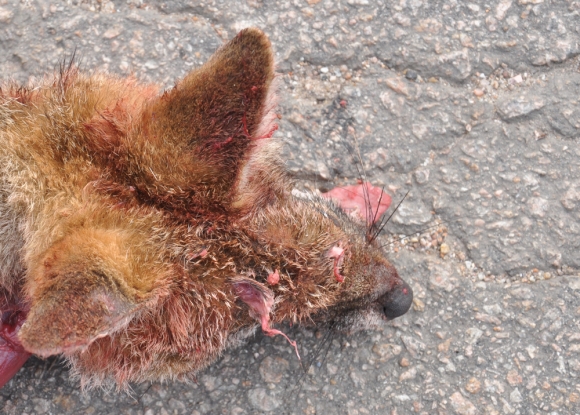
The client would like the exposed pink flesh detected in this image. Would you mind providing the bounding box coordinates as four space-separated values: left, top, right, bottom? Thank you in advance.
327 246 345 283
233 281 300 359
322 182 392 225
186 248 209 261
0 309 31 388
267 269 280 285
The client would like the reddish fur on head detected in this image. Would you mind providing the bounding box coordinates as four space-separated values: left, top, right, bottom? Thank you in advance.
0 28 412 388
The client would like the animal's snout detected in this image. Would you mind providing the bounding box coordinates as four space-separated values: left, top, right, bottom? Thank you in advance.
379 280 413 319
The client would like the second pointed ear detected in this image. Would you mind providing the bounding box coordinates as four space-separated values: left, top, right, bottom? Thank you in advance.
18 270 138 357
17 227 149 358
85 28 280 214
145 27 276 164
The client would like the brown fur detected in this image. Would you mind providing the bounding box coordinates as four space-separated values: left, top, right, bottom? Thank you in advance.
0 28 411 388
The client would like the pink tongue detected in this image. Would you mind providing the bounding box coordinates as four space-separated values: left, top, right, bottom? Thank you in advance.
322 182 392 225
0 310 31 388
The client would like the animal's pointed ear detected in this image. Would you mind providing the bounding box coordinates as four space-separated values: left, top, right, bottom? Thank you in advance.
149 27 276 146
134 27 280 212
18 270 137 357
17 229 145 357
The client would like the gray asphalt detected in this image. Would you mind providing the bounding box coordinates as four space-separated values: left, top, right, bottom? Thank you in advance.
1 1 579 414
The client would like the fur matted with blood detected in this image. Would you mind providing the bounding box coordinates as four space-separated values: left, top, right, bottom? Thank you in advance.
0 28 412 389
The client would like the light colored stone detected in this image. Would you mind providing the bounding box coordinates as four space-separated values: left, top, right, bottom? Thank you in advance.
449 392 477 415
399 367 417 381
510 388 523 403
506 369 523 386
497 95 545 120
259 356 289 384
385 77 410 97
466 328 483 345
248 388 281 412
0 7 14 23
413 298 425 312
103 26 124 39
401 335 426 357
372 343 402 361
561 187 580 210
465 377 481 394
495 0 513 20
438 338 452 353
528 197 549 218
201 374 222 392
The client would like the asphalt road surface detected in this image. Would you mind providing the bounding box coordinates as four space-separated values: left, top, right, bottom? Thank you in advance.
1 1 579 414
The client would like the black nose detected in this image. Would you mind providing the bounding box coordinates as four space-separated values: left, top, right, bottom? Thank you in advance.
380 280 413 319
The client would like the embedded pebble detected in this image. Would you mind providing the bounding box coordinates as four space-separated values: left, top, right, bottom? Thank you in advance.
465 328 483 345
438 338 452 353
496 95 545 120
0 7 14 23
528 197 549 217
449 392 477 415
399 366 417 381
510 388 523 403
201 374 222 392
400 336 426 357
506 370 523 386
372 343 403 361
428 267 457 292
412 297 425 312
247 388 281 412
405 70 418 81
465 378 481 394
561 186 580 210
259 356 289 384
384 77 410 96
349 370 366 388
391 200 433 230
